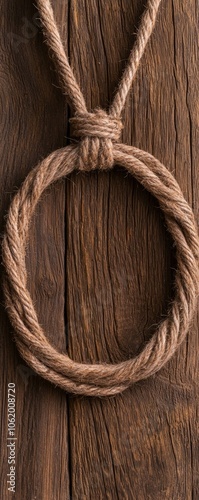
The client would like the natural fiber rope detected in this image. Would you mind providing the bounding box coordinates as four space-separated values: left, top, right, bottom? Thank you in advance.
2 0 199 397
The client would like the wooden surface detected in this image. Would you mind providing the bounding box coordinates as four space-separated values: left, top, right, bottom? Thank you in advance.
1 1 199 499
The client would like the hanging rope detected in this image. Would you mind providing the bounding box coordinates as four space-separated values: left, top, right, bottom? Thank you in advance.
2 0 199 397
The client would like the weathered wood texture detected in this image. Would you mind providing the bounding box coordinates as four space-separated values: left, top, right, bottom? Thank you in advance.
0 1 69 499
1 0 199 499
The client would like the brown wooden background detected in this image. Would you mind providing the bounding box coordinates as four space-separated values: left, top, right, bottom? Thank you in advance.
1 1 199 499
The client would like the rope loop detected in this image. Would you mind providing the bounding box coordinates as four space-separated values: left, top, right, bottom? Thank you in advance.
2 142 199 396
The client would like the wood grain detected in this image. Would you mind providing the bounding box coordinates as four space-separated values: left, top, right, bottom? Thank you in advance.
67 1 199 499
0 1 69 499
0 0 199 499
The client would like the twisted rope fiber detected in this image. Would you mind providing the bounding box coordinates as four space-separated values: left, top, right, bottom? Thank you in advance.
2 0 199 397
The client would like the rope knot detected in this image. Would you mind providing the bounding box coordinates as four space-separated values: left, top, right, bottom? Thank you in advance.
70 109 123 171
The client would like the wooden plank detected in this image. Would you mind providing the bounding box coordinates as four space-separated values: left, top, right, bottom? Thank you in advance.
66 1 199 499
0 1 70 499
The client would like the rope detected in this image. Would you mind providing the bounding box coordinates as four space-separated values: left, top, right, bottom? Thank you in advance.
2 0 199 397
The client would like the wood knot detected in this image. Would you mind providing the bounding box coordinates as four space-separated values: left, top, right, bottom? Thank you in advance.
70 109 123 171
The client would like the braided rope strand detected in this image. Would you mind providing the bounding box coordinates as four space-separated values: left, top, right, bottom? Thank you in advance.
110 0 162 117
37 0 87 113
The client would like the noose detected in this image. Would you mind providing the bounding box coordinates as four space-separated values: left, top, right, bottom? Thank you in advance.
2 0 199 397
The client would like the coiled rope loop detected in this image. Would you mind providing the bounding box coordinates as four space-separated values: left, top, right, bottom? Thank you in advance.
2 0 199 397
